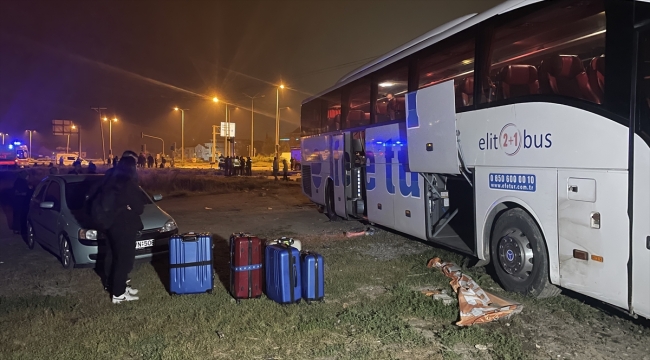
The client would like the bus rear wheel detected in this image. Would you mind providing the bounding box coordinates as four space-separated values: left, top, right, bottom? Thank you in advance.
490 208 560 298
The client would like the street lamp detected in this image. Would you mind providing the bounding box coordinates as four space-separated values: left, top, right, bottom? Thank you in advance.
103 117 118 156
26 130 35 159
243 93 265 157
174 107 188 165
275 84 285 158
0 133 7 145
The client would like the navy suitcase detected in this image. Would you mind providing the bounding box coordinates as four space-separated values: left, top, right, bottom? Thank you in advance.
301 252 324 303
265 244 301 304
169 232 213 294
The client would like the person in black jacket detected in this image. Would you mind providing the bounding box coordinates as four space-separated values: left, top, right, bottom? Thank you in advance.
12 171 32 235
103 150 145 304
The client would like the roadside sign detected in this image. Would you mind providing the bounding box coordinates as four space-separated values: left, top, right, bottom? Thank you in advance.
52 120 77 136
220 122 235 137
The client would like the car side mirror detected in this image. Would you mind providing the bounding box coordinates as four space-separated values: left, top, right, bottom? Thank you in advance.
40 201 54 209
153 194 163 202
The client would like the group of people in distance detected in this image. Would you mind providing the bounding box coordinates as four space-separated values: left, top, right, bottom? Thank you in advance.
221 155 252 176
135 152 167 169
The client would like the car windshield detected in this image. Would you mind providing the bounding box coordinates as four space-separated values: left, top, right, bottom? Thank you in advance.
65 178 153 210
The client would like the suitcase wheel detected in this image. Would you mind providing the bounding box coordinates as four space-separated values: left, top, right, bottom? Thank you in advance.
206 289 213 294
306 300 311 305
236 299 241 304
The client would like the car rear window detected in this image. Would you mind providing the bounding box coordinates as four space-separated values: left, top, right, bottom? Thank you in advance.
65 178 153 210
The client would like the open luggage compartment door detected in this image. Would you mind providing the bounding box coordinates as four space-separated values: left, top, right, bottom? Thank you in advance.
406 80 460 175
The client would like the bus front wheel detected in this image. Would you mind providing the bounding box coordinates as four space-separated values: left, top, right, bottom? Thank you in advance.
490 208 560 298
325 180 338 222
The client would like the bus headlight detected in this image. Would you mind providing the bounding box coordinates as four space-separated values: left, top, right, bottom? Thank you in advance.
78 229 98 240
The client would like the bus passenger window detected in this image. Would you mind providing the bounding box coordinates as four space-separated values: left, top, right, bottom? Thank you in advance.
485 0 605 104
321 91 341 132
345 79 371 129
301 99 322 136
417 38 475 109
375 66 408 123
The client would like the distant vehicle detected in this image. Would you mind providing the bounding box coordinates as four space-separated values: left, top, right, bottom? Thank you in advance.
0 142 29 168
33 157 54 166
25 174 178 268
55 153 89 166
290 147 301 170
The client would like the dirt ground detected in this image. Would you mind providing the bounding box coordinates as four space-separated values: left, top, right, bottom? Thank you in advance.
0 176 649 359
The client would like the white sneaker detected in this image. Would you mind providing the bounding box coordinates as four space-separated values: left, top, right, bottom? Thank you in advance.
112 292 139 304
126 286 139 295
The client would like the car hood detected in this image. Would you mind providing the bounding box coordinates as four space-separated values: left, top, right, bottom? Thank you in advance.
141 204 174 230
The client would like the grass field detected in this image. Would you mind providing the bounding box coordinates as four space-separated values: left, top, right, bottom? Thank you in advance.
0 233 539 360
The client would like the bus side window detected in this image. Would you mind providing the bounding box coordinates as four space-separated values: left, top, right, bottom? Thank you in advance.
345 78 371 129
484 0 605 104
638 32 650 144
321 90 341 132
417 38 475 110
375 66 408 123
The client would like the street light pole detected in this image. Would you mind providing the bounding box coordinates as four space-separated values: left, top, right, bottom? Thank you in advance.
243 93 264 158
174 108 187 165
275 84 284 159
26 130 35 159
0 133 6 145
103 117 118 156
91 107 107 162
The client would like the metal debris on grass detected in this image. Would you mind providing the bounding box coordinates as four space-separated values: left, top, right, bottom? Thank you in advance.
427 257 523 326
421 288 456 305
344 226 376 238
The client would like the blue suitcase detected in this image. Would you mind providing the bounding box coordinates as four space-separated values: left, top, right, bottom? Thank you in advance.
301 252 324 303
265 244 301 304
169 232 213 295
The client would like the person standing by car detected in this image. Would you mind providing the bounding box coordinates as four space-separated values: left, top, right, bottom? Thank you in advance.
12 171 31 235
99 150 145 304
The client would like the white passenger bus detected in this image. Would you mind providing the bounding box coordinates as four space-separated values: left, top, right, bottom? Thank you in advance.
299 0 650 319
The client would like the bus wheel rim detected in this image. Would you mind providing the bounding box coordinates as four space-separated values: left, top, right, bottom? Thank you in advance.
498 229 534 280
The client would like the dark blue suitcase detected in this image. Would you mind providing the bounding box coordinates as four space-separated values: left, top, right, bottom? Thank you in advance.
301 252 324 303
265 244 301 304
169 232 213 294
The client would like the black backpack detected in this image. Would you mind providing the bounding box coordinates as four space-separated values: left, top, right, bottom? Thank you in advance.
88 175 119 231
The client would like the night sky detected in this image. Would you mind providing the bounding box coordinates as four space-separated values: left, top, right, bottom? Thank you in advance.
0 0 502 157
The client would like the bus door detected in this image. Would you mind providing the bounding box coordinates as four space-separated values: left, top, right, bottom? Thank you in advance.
331 134 349 218
331 132 366 219
631 23 650 319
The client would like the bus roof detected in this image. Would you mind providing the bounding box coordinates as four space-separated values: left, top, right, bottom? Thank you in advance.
304 0 650 105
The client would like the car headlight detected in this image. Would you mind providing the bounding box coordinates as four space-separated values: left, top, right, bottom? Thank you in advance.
78 229 98 240
162 220 177 232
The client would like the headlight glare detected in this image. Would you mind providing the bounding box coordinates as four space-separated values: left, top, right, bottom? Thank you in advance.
78 229 98 240
162 220 177 232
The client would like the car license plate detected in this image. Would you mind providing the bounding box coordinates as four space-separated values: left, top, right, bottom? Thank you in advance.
136 239 154 249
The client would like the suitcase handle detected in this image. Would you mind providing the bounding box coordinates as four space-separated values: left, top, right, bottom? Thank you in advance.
293 265 298 288
182 234 198 242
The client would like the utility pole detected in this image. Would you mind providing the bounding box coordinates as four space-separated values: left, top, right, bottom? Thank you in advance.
212 125 217 163
91 107 107 162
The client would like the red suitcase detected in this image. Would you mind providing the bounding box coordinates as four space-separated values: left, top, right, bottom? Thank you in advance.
229 233 264 301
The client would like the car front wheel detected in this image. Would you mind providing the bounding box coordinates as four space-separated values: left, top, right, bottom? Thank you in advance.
26 220 36 250
59 235 75 269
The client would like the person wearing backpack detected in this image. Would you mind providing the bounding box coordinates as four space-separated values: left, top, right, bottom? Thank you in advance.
95 150 145 304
